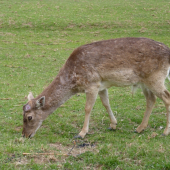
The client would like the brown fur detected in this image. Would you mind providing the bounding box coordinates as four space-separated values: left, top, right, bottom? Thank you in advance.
22 37 170 138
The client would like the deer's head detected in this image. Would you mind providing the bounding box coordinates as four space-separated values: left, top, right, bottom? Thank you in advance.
22 92 45 138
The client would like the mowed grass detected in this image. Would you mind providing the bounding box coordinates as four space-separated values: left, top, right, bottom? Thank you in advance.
0 0 170 169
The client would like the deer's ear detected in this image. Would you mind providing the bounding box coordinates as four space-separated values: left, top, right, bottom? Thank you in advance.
36 96 45 109
28 92 34 101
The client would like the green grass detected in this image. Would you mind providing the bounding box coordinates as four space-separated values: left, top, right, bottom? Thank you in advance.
1 0 170 169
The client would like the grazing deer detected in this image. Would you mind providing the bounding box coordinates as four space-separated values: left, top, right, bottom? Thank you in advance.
22 37 170 139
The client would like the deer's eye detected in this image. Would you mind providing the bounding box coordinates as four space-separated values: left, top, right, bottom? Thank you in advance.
28 116 32 121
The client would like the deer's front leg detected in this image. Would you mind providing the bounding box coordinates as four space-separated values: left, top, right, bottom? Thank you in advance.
75 88 98 139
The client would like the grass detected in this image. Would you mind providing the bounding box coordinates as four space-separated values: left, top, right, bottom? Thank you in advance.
0 0 170 169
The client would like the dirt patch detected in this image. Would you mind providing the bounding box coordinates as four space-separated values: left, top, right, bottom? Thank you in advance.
5 154 29 167
14 141 98 167
14 157 29 166
14 152 66 167
48 141 98 157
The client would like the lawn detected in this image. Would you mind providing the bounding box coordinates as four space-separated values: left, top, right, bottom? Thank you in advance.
0 0 170 169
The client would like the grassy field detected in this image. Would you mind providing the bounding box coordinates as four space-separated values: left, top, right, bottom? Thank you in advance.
1 0 170 169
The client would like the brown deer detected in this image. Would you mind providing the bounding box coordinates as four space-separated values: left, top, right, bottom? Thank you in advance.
22 37 170 139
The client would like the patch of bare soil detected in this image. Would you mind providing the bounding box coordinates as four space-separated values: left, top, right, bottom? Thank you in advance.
14 154 63 167
48 141 98 157
14 157 29 166
49 143 97 157
14 141 98 167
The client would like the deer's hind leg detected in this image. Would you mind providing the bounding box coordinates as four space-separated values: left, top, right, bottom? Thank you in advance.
135 85 156 133
159 89 170 135
142 73 170 135
98 89 117 130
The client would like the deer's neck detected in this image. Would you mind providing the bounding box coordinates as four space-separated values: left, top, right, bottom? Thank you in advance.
36 73 75 116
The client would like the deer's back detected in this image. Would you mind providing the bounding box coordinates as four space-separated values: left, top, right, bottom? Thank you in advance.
64 38 170 88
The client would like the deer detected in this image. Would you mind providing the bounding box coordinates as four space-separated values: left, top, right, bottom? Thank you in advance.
22 37 170 139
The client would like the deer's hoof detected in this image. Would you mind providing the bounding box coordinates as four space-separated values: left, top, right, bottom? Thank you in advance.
108 127 116 131
74 135 83 139
134 129 144 133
